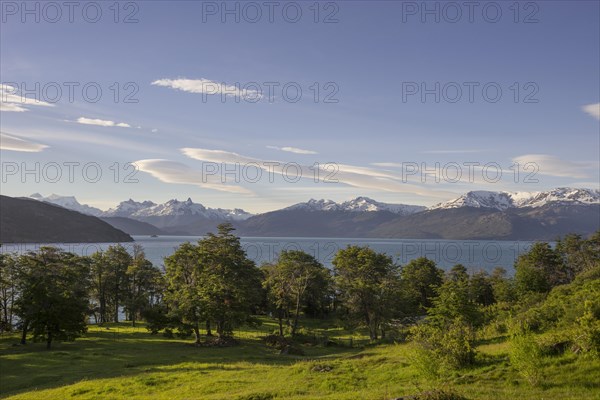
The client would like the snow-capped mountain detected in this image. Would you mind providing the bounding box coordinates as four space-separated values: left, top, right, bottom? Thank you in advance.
286 197 426 215
430 191 515 211
341 196 426 215
104 198 254 233
126 198 253 221
515 188 600 208
26 188 599 238
29 195 253 223
430 188 600 211
286 199 342 212
103 199 158 218
29 193 103 216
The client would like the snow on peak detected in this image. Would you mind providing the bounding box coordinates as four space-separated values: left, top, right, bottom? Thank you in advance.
430 188 600 211
104 198 253 221
285 199 338 211
28 193 103 216
432 191 515 211
104 199 158 217
286 197 425 215
134 198 207 217
341 197 426 215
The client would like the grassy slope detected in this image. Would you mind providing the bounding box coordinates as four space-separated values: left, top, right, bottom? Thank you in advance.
0 320 599 400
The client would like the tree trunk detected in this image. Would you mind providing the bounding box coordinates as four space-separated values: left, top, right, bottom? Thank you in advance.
2 297 8 330
99 294 106 323
369 329 378 341
193 323 201 345
292 294 301 336
277 310 284 336
114 276 120 323
206 320 212 336
216 320 225 337
381 327 386 339
46 330 52 349
364 310 377 340
20 320 28 345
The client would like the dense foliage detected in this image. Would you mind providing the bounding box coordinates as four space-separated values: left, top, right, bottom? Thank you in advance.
1 227 598 375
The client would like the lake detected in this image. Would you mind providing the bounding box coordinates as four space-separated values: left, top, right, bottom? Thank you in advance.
1 236 538 275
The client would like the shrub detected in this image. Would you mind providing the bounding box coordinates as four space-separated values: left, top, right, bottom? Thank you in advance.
409 318 476 375
407 344 442 381
575 300 600 356
509 326 544 386
537 331 572 356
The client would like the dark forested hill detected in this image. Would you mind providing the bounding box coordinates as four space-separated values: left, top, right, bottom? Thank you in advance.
0 196 133 243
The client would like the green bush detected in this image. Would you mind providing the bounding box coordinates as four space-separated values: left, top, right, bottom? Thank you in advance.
407 344 442 381
537 331 572 356
509 326 544 387
410 318 476 374
575 300 600 356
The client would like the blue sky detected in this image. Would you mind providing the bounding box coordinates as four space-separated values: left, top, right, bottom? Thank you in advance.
1 0 599 212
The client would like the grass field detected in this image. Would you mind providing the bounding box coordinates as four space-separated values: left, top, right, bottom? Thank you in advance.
1 318 599 400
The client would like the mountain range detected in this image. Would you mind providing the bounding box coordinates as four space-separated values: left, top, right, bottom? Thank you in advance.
25 188 600 240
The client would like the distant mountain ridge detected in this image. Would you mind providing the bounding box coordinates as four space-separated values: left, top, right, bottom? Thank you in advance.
285 197 426 215
430 188 600 211
26 188 600 239
30 193 104 216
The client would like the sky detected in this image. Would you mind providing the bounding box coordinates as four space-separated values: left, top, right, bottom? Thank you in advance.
1 0 599 213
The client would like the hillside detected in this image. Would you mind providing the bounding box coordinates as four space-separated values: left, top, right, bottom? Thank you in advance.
0 196 133 243
372 204 600 240
100 217 165 236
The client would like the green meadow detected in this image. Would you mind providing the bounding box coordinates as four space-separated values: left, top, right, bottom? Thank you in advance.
1 318 599 400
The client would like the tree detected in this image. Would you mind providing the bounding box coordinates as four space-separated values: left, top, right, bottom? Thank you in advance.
262 250 331 336
0 253 18 332
163 224 262 342
401 257 444 315
262 262 291 336
556 232 600 280
164 242 206 344
333 245 401 340
195 223 263 337
124 245 162 327
448 264 469 282
89 251 110 324
430 273 483 328
14 247 90 349
490 267 516 304
469 270 496 306
515 242 565 295
103 245 133 323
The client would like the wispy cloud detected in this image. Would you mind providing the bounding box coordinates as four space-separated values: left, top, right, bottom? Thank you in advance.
181 147 451 199
76 117 131 128
0 132 48 152
583 103 600 120
0 84 55 112
267 145 318 155
152 78 262 100
512 154 591 179
421 149 485 154
370 162 403 168
134 159 252 194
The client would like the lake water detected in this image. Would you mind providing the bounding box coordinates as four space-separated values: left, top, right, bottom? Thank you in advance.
1 236 538 275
